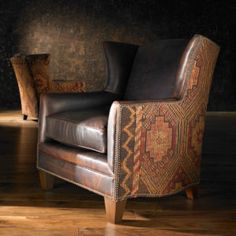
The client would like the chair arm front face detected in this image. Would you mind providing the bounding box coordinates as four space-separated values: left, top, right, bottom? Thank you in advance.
10 54 39 118
108 35 220 201
39 91 120 143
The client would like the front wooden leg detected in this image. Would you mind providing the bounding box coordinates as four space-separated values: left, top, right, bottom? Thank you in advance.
185 186 198 200
104 197 127 224
39 170 55 190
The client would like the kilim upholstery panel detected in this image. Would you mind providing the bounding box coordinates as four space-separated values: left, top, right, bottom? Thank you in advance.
10 54 85 119
10 54 38 118
108 35 220 200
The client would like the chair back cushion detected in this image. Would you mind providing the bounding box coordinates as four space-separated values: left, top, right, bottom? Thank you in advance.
124 39 188 100
103 41 138 95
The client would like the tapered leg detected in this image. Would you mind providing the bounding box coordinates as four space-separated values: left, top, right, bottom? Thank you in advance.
185 186 198 200
104 197 127 224
39 170 55 190
23 114 28 120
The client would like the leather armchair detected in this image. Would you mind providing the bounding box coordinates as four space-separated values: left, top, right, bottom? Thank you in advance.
10 54 85 120
37 35 220 223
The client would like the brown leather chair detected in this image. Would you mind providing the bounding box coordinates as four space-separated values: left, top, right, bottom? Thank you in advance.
37 35 220 223
10 54 85 120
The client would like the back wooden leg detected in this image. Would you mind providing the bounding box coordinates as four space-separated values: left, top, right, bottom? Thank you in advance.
185 186 198 200
23 114 28 120
39 170 55 190
104 197 127 224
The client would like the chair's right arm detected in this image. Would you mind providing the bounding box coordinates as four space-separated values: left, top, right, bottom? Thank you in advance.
107 35 220 201
107 99 182 200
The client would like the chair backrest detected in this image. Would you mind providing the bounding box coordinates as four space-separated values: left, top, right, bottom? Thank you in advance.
103 41 138 95
124 39 188 100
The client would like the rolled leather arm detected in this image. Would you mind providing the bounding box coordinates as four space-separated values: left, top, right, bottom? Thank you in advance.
39 91 120 143
107 98 204 200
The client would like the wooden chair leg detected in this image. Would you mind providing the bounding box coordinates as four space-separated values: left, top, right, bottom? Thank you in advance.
185 186 198 200
39 170 55 190
23 114 28 120
104 197 127 224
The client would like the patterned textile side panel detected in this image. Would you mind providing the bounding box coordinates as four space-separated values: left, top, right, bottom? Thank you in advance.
49 80 86 93
26 54 50 95
27 54 86 93
114 36 220 200
10 55 38 117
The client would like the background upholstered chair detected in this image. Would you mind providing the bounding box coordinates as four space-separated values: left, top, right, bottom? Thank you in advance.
10 54 85 120
37 35 219 223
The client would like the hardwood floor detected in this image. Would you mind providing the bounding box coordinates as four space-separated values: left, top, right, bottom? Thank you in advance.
0 110 235 235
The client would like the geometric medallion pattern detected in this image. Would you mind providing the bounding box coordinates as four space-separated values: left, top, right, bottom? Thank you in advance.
146 116 173 162
29 54 86 94
113 35 220 200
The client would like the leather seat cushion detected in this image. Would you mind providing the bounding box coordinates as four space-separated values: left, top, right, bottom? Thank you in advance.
45 107 109 153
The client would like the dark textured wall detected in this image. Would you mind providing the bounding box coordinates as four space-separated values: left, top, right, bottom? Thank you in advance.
0 0 235 110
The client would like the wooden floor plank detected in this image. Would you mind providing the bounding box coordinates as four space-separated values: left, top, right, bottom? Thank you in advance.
0 110 235 235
